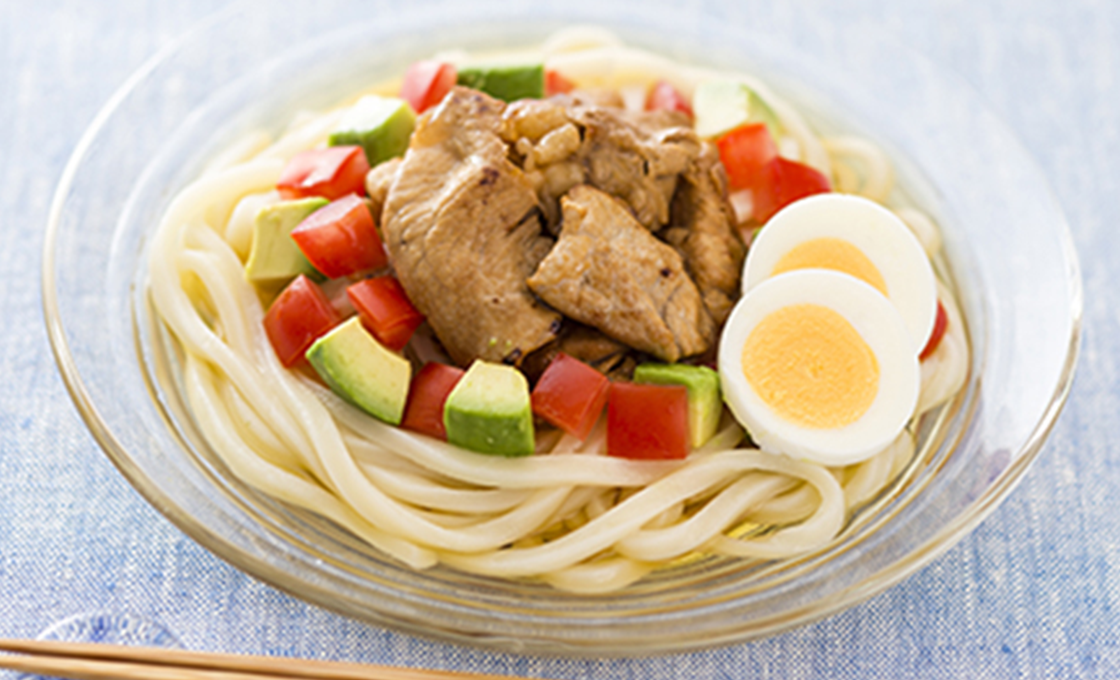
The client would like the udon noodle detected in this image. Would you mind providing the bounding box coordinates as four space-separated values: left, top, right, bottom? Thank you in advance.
148 28 968 593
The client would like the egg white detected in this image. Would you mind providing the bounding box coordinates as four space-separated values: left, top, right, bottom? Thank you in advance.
743 193 937 354
719 270 920 466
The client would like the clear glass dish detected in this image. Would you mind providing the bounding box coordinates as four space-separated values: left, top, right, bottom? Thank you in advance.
43 1 1081 656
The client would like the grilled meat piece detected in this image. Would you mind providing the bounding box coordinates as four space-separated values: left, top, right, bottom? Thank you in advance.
502 99 701 233
569 106 699 231
527 185 714 362
662 141 745 324
363 156 402 228
380 87 561 366
520 321 636 384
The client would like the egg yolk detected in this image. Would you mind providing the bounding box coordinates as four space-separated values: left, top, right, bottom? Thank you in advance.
741 303 880 429
771 238 889 297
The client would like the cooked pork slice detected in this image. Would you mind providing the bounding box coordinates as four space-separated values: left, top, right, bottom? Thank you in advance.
502 99 701 233
501 99 572 145
520 321 634 383
502 99 583 232
662 142 745 323
567 88 626 109
364 156 402 227
381 87 561 366
571 106 700 231
527 185 714 362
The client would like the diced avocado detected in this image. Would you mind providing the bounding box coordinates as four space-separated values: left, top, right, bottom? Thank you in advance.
692 79 781 141
456 62 545 102
633 363 722 448
306 317 411 425
443 360 535 457
244 197 328 283
329 95 416 167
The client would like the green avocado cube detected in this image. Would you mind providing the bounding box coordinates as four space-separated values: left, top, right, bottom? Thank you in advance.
456 62 545 102
443 360 535 457
692 79 781 141
306 317 411 425
329 95 416 167
244 197 327 283
633 363 722 448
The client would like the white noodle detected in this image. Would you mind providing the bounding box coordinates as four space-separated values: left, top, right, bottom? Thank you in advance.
182 357 437 569
203 130 272 175
540 25 625 55
541 557 654 594
614 473 795 561
358 465 535 514
440 450 844 577
823 135 896 203
918 279 969 414
841 430 915 509
224 190 279 260
895 207 944 260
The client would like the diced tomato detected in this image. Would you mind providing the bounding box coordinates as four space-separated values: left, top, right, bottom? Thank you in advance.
646 80 693 118
752 156 832 224
276 146 369 201
290 194 386 279
530 353 610 440
263 275 342 367
400 60 457 114
401 362 465 440
606 382 690 460
716 123 778 192
545 69 577 96
346 276 425 351
919 301 949 360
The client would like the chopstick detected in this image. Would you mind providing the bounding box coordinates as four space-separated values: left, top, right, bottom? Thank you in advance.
0 638 543 680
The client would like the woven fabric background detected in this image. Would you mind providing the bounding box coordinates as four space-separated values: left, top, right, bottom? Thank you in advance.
1 1 1115 677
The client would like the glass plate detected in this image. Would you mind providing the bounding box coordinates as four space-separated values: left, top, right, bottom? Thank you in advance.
43 1 1081 656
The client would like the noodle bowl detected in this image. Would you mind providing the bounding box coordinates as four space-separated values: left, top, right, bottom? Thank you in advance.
147 28 968 593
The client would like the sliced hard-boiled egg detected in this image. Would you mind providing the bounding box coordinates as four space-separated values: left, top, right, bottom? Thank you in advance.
743 193 937 354
719 269 919 465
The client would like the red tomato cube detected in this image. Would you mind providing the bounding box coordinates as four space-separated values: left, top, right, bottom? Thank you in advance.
530 353 610 440
752 156 832 224
606 382 690 460
290 194 386 279
545 69 577 96
920 301 949 361
646 80 693 118
400 60 458 114
263 275 342 367
346 276 425 351
716 123 778 192
401 362 465 440
276 146 369 201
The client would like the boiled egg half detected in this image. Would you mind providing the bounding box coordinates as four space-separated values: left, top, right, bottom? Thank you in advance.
743 193 937 353
719 269 920 465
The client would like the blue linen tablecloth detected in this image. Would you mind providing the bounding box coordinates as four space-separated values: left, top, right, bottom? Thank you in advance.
1 1 1116 677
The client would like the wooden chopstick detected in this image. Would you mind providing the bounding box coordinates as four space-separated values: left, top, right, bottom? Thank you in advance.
0 638 540 680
